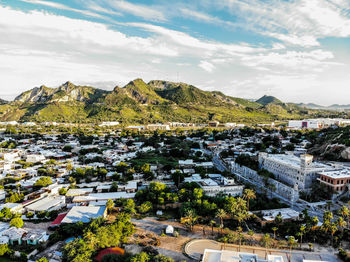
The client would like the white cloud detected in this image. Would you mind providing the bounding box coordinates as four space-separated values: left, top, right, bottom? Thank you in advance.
217 0 350 46
19 0 104 18
106 0 166 22
199 61 215 72
0 4 349 105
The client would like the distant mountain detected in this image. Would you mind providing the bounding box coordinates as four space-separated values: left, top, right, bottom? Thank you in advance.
256 95 283 106
296 102 350 110
0 80 339 123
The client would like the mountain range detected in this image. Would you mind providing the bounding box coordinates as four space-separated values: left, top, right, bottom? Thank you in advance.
0 79 341 124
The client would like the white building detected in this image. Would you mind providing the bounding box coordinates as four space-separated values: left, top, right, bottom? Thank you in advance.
26 154 46 163
184 174 243 197
258 153 332 191
99 121 120 127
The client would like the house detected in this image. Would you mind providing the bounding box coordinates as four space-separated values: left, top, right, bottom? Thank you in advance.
61 206 107 224
2 227 27 245
318 168 350 193
22 229 49 245
25 196 66 213
26 154 46 163
72 192 136 203
66 188 94 197
0 203 24 214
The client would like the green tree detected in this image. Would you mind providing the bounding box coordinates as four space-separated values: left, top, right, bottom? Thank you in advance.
34 176 53 188
0 244 9 256
243 189 256 211
181 209 198 232
106 199 114 214
216 209 226 235
130 252 150 262
153 254 175 262
139 201 152 214
260 233 273 259
10 217 23 228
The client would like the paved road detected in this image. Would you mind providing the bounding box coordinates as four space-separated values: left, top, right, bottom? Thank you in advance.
185 239 340 262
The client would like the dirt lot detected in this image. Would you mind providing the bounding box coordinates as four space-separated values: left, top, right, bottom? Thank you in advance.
128 217 207 261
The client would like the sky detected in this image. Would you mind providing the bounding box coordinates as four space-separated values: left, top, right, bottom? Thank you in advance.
0 0 350 105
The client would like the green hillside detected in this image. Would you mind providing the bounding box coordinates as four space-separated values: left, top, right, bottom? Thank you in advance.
0 79 341 124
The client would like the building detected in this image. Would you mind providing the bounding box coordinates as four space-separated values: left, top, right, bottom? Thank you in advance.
146 124 170 131
318 169 350 193
208 121 219 127
61 206 107 224
288 118 350 130
26 154 46 163
99 121 119 127
25 196 66 213
72 192 136 203
254 208 300 226
258 153 332 191
184 174 243 197
202 249 284 262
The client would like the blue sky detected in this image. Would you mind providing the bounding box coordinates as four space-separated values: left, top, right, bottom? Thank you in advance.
1 0 350 105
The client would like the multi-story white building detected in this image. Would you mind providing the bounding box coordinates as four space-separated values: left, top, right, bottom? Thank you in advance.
258 153 332 191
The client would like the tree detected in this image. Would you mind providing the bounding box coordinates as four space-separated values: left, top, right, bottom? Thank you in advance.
36 258 49 262
299 225 306 248
106 199 114 214
260 233 273 259
272 227 278 239
243 189 256 211
181 209 198 232
153 254 175 262
287 236 297 262
130 252 150 262
209 220 216 236
139 201 152 214
216 209 226 235
59 187 67 195
339 206 349 228
123 199 136 214
34 176 53 188
0 244 9 256
10 217 23 228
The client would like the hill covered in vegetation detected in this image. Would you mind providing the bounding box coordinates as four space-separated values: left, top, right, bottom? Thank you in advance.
0 79 340 124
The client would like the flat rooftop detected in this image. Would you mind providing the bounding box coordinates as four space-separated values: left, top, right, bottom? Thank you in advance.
319 169 350 179
62 206 106 223
262 154 330 170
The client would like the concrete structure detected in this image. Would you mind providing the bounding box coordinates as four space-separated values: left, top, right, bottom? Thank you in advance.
184 174 244 197
61 206 107 223
318 169 350 193
202 249 284 262
288 118 350 129
25 196 66 213
72 192 136 203
26 154 46 163
147 124 170 131
258 153 332 191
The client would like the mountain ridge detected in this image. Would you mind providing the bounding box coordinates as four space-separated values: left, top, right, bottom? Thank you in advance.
0 79 339 123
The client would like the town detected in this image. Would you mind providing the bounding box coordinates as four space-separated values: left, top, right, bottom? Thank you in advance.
0 121 348 262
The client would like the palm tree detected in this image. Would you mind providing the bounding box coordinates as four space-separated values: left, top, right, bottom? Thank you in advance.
237 226 243 252
209 220 216 236
299 225 306 248
339 206 349 228
272 227 278 239
216 209 226 235
330 223 338 246
308 242 313 251
287 236 297 262
243 189 256 211
311 216 319 243
260 233 273 259
181 209 198 232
